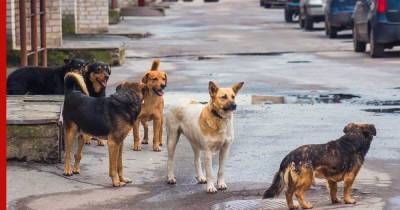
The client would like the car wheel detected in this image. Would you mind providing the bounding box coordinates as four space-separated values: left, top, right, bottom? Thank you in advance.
353 27 366 52
285 8 293 22
328 26 337 38
370 31 384 58
304 14 313 31
299 12 305 28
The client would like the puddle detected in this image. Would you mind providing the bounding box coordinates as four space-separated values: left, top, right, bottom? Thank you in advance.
251 93 360 105
363 108 400 114
366 100 400 106
287 60 311 64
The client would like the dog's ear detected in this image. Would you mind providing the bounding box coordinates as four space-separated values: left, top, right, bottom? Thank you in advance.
343 123 356 134
64 59 71 65
107 65 112 75
209 81 219 97
116 81 126 91
142 73 149 84
364 124 376 136
164 73 168 86
232 82 244 94
150 59 160 71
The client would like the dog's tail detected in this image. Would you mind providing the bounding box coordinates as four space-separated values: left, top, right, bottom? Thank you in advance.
262 156 292 199
64 72 89 95
150 59 160 71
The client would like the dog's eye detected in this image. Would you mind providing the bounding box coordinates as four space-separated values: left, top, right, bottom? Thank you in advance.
163 78 166 81
152 78 158 81
221 95 228 99
232 95 235 99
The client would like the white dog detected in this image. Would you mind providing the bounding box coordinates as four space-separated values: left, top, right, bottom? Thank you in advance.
166 81 244 193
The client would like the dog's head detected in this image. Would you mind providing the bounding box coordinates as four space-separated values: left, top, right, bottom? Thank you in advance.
116 81 146 101
86 62 111 89
208 81 244 117
343 123 377 138
63 58 89 74
141 59 167 96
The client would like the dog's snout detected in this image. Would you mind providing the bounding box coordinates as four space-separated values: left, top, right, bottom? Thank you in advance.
230 103 237 110
105 74 110 80
161 84 166 89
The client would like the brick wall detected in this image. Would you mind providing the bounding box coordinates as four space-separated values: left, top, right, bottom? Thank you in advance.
6 0 62 50
75 0 109 34
62 0 75 16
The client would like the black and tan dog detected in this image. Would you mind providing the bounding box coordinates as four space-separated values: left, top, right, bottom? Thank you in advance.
263 123 376 209
62 72 144 187
7 58 88 95
80 62 112 146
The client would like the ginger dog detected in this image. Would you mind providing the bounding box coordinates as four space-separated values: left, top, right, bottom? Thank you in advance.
132 60 167 151
166 81 244 193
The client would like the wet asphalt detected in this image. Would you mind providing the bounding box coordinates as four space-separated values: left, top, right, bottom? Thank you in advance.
7 0 400 209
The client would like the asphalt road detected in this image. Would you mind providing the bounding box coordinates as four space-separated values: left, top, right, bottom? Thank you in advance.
7 0 400 209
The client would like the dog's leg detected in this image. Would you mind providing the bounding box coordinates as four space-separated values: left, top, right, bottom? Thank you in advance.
117 141 132 184
63 124 78 176
152 118 162 152
193 147 206 184
141 120 149 144
217 144 230 190
132 119 142 151
167 129 180 184
96 137 106 146
205 150 217 193
73 134 85 174
343 171 359 204
294 175 313 209
285 186 298 210
108 139 125 187
327 180 340 203
159 116 164 146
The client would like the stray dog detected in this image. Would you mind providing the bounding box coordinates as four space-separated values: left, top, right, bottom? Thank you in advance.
81 62 112 146
262 123 376 209
166 81 244 193
132 60 167 152
7 58 87 95
62 72 144 187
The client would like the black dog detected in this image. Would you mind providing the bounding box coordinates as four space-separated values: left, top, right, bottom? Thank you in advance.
62 72 145 187
263 123 376 209
7 58 88 95
84 62 111 97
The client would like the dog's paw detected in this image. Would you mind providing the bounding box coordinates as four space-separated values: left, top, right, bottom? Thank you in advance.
119 177 132 184
96 140 105 146
72 168 80 174
153 145 161 152
167 176 177 185
196 176 207 184
289 204 299 210
132 145 142 151
159 142 163 146
112 181 126 187
331 197 341 204
300 202 313 209
63 166 73 176
207 185 218 194
142 139 149 144
217 182 227 190
344 197 356 204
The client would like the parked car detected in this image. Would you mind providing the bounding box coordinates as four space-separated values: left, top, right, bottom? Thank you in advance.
353 0 400 57
324 0 357 38
260 0 286 8
299 0 325 30
284 0 300 22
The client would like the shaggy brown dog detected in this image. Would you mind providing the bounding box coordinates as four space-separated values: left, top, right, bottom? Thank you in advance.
62 72 144 187
132 60 167 152
263 123 376 209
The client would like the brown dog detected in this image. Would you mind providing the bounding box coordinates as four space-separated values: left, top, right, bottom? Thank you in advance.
132 60 167 152
263 123 376 209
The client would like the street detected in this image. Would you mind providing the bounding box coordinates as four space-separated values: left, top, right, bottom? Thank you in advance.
7 0 400 209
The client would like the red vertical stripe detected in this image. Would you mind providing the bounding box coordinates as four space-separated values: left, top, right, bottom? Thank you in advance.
1 0 7 208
